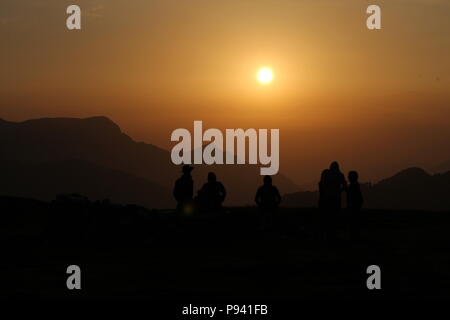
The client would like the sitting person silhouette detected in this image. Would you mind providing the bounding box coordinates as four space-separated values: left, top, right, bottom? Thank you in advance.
255 175 281 230
346 170 363 240
173 165 194 214
197 172 226 213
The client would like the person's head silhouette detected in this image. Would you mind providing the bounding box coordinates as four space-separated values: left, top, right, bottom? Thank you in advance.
348 171 359 184
263 175 272 186
182 165 194 175
208 172 217 183
321 169 330 182
330 161 340 172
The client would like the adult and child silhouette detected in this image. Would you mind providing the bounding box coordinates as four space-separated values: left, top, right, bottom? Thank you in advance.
319 161 363 241
173 161 363 238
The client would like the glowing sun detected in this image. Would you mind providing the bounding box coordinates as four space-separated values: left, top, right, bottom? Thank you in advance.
257 67 273 84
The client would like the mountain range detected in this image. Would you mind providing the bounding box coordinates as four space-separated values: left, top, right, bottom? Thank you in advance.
430 160 450 175
0 116 298 208
1 116 449 211
283 167 450 211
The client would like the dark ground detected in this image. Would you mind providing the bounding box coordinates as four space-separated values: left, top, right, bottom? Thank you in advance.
1 195 450 302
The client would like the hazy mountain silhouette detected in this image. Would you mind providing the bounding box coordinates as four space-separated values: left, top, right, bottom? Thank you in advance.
430 160 450 174
0 159 172 208
0 117 298 206
283 167 450 211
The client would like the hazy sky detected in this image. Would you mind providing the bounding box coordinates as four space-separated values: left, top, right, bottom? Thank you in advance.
1 0 450 187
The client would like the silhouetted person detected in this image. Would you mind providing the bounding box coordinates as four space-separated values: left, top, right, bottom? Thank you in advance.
255 175 281 230
173 165 194 214
328 161 347 212
346 170 363 240
198 172 226 213
318 163 346 242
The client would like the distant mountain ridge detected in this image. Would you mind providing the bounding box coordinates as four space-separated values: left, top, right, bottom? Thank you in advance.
283 167 450 211
0 116 298 207
430 160 450 174
0 158 171 208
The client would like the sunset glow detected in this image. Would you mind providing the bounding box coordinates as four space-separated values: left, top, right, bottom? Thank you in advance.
257 68 273 84
1 0 450 187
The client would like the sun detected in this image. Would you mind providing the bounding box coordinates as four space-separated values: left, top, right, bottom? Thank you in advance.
257 67 273 84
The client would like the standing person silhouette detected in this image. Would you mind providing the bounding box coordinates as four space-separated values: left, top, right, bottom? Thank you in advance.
321 162 347 241
198 172 226 213
173 165 194 214
346 171 363 240
255 176 281 230
328 161 347 210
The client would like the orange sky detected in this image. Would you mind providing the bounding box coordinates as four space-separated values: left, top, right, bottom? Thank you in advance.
1 0 450 188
